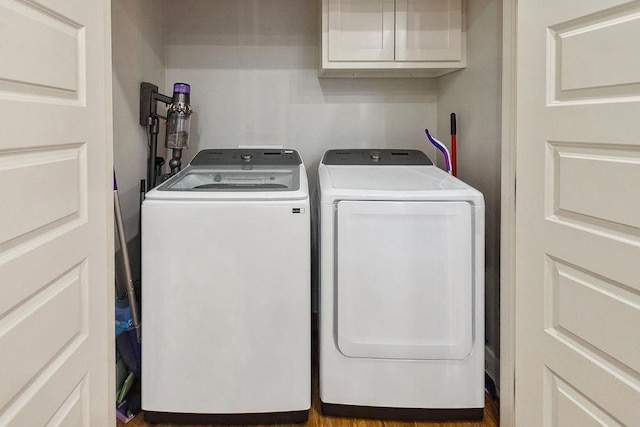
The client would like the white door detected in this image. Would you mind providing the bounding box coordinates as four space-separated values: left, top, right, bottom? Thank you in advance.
0 0 113 426
515 0 640 425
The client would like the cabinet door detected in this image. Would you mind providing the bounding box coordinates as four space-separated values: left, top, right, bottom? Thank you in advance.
395 0 463 61
327 0 395 61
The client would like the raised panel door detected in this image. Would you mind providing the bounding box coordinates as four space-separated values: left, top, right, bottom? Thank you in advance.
0 0 113 425
515 1 640 425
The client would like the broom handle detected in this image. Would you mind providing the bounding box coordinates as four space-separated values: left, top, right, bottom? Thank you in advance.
114 173 142 343
450 113 458 177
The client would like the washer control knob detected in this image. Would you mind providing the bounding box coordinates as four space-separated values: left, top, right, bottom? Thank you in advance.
370 151 382 161
241 152 253 161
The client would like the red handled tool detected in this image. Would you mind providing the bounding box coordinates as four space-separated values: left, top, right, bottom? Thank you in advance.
450 113 457 177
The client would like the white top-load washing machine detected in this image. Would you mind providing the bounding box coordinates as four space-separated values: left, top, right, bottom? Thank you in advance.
318 149 485 421
142 149 310 424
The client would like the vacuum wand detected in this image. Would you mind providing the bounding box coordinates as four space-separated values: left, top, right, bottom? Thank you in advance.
165 83 193 175
140 82 193 189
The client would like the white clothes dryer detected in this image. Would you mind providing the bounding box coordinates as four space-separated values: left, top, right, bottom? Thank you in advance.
142 149 310 424
318 149 484 421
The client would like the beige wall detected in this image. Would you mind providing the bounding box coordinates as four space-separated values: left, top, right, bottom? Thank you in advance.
437 0 502 383
163 0 440 188
111 0 165 279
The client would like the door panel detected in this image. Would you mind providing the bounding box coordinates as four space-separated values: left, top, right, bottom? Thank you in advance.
547 2 640 103
0 0 83 103
548 142 640 230
0 146 83 247
545 371 624 427
515 0 640 425
0 0 113 425
336 200 473 360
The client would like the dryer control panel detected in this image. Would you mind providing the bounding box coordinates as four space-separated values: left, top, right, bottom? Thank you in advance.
322 149 432 165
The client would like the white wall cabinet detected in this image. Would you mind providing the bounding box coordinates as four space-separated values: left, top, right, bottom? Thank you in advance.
321 0 466 77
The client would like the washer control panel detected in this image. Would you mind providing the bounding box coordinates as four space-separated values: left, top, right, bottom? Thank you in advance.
191 149 302 166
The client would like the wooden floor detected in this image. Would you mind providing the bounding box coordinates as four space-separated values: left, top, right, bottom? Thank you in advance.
121 394 497 427
119 381 498 427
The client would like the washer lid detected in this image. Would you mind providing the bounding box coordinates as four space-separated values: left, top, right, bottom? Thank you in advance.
159 165 300 192
145 149 309 201
319 163 484 205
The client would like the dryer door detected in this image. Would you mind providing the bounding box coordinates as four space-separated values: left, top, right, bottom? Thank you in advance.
336 200 474 360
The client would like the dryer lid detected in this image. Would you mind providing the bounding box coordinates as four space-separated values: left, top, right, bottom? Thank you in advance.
318 163 484 206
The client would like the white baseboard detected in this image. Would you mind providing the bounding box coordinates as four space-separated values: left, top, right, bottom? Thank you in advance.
485 345 500 397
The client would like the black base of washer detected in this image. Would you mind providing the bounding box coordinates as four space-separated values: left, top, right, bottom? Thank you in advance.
321 401 483 422
144 409 309 425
